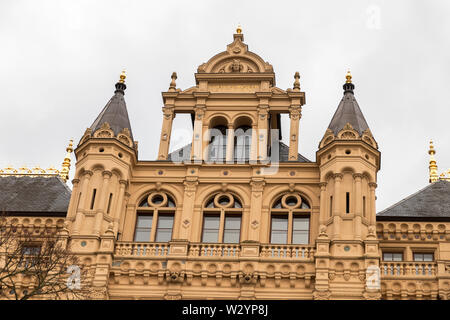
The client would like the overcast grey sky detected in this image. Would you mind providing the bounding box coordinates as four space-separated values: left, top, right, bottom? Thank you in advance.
0 0 449 212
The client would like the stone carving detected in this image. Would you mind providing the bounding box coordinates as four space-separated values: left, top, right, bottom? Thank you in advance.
313 290 331 300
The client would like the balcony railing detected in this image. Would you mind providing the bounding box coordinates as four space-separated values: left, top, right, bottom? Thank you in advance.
189 243 241 258
380 262 437 277
114 242 170 257
114 242 315 260
260 244 315 259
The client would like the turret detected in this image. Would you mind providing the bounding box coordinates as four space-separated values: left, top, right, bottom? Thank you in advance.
67 71 136 240
317 71 380 239
315 71 382 299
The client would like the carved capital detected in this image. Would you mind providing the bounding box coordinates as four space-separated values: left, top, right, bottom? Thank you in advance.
119 179 128 187
333 173 344 180
319 182 327 189
353 173 363 180
83 170 93 178
369 182 378 189
162 107 174 120
102 170 113 179
289 107 302 120
250 179 265 192
72 178 80 185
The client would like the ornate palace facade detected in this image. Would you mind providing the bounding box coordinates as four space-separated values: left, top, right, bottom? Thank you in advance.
1 28 450 300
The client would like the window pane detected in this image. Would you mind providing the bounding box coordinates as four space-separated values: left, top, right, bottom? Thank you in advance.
224 216 241 230
383 253 403 261
203 216 220 229
134 229 151 242
136 215 153 228
155 229 172 242
292 230 309 244
271 217 288 231
202 230 219 243
155 215 173 242
423 253 433 261
293 217 309 230
157 215 174 228
393 253 403 261
271 230 287 244
223 230 240 243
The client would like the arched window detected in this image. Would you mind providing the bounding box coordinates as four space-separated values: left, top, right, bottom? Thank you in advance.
134 192 176 242
202 193 242 243
270 193 310 244
208 125 227 162
234 125 252 162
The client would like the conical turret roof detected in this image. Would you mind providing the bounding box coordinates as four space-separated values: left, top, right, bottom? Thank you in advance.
327 72 370 136
90 73 134 142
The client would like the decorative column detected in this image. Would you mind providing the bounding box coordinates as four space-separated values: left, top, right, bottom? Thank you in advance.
67 178 80 221
353 173 363 240
192 106 205 163
93 170 112 235
179 178 198 239
250 124 258 163
319 182 327 225
256 95 270 162
248 178 265 241
72 170 93 234
369 182 377 226
332 173 343 239
226 124 234 163
288 106 301 161
158 107 175 160
113 180 128 236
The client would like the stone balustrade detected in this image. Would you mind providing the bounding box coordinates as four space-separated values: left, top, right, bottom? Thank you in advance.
188 243 241 258
260 244 315 259
114 242 170 257
380 262 437 277
114 241 315 261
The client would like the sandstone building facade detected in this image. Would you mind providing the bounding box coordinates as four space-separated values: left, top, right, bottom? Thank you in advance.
1 29 450 300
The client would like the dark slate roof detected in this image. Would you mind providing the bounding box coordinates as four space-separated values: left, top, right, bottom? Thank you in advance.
89 82 134 142
327 83 370 135
377 180 450 220
167 141 311 162
0 176 71 215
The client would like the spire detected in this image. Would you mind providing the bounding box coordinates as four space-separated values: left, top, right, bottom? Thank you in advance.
60 139 73 182
327 71 370 135
89 71 134 143
429 140 439 183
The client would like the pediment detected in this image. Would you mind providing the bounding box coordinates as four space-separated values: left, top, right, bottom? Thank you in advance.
197 34 273 74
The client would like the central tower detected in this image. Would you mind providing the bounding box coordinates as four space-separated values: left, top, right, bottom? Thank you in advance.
157 28 306 165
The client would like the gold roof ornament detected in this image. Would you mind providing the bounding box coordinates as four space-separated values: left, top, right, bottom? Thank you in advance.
429 140 439 183
119 70 126 84
236 24 242 34
0 165 59 177
60 139 73 183
346 70 352 84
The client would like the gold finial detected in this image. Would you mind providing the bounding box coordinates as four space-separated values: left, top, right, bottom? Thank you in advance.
429 140 439 183
236 24 242 34
119 70 126 84
60 139 73 183
293 72 300 91
346 70 352 83
169 72 177 91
